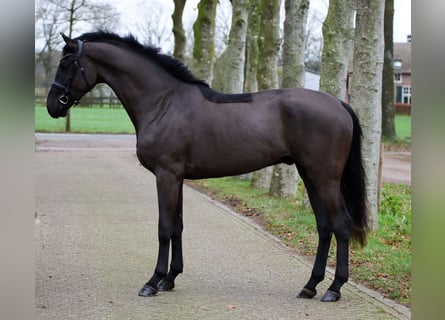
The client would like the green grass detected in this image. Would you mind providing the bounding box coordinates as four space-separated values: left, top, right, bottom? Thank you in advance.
382 115 411 151
189 178 411 306
395 115 411 140
35 105 135 133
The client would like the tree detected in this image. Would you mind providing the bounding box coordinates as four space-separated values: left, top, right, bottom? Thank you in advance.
243 0 261 93
304 10 324 72
35 3 63 94
269 0 309 198
281 0 309 89
46 0 119 39
319 0 355 99
349 0 385 230
255 0 281 91
381 0 397 140
221 0 249 94
214 0 233 56
211 50 228 91
172 0 187 61
135 3 172 49
250 0 281 190
193 0 218 84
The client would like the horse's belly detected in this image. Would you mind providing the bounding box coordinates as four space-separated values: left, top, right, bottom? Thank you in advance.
185 147 284 179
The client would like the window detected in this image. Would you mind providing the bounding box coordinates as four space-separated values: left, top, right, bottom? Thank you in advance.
396 86 411 104
394 60 402 69
394 73 402 83
402 86 411 104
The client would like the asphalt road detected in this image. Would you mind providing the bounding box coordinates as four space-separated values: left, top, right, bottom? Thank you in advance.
35 134 410 319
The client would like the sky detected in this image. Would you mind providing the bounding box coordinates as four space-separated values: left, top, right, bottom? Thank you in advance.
393 0 412 42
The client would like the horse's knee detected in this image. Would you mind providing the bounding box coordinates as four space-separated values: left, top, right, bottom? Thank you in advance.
158 227 173 242
317 223 332 240
332 217 351 243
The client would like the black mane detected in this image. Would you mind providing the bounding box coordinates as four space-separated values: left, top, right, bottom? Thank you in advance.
74 31 209 87
71 31 253 104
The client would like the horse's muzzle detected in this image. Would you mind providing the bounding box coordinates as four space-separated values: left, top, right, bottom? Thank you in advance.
46 89 72 118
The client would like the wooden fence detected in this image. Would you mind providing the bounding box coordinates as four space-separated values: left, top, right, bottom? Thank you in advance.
394 103 411 115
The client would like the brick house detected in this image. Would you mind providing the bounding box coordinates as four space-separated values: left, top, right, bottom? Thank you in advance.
392 41 412 114
346 36 412 114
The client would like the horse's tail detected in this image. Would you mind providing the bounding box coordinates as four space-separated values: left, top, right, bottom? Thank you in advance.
340 101 369 247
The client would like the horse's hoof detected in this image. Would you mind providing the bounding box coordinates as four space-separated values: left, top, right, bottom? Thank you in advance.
320 290 341 302
138 284 158 297
297 287 317 299
157 280 175 291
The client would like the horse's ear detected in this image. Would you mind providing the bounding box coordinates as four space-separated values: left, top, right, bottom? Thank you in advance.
61 33 76 47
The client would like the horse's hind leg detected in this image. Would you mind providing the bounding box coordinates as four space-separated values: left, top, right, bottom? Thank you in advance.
321 199 351 302
296 170 333 299
296 167 351 302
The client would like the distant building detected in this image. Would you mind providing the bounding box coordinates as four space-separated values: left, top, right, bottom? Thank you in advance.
392 41 412 114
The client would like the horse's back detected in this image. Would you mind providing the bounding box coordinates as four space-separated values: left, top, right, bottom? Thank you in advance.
277 88 348 121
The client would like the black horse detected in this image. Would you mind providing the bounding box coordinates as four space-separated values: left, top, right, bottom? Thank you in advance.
46 31 368 302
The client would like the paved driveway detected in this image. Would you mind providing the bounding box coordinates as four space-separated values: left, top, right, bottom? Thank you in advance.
35 134 410 319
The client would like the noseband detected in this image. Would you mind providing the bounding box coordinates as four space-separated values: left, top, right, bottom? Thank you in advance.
51 39 91 105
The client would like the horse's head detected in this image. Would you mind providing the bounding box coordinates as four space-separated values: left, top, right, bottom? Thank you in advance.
47 33 96 118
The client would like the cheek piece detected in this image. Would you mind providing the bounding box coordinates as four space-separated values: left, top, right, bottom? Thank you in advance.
51 39 91 106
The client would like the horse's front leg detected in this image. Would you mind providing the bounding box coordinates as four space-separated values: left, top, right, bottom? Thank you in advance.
138 169 183 297
158 183 184 291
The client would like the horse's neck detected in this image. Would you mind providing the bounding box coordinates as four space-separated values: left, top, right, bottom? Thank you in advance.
90 43 181 130
95 48 172 103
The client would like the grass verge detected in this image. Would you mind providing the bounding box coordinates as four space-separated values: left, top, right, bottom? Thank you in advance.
188 178 411 306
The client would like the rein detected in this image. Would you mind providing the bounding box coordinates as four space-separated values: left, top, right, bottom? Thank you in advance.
51 39 91 105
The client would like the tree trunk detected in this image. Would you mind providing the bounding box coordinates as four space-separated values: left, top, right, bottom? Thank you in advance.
250 0 281 190
319 0 355 100
349 0 385 230
65 1 76 132
172 0 187 62
281 0 309 89
243 0 260 93
269 0 309 198
381 0 397 140
192 0 218 84
222 0 249 94
235 0 260 181
211 50 227 91
270 165 298 198
256 0 281 90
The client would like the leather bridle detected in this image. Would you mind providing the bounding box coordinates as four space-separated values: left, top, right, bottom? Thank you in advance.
51 39 91 105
